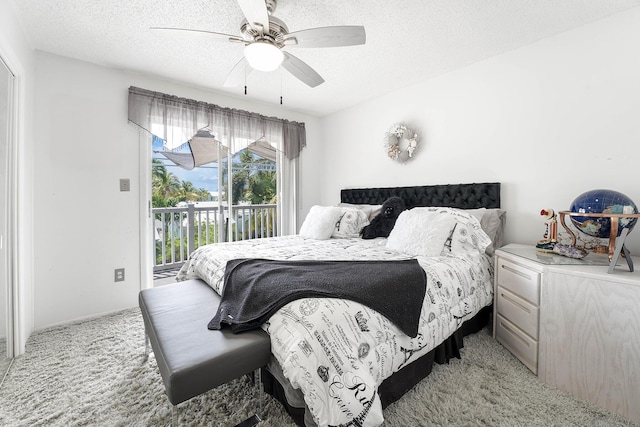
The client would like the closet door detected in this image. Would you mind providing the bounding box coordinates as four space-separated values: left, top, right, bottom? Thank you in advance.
0 56 13 368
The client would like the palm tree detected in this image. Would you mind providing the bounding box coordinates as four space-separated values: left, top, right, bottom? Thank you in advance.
221 150 277 204
152 158 167 180
152 159 181 201
220 151 249 204
197 187 210 201
247 170 276 204
179 180 200 202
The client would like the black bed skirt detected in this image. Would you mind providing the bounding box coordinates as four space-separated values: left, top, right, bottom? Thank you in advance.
262 305 493 426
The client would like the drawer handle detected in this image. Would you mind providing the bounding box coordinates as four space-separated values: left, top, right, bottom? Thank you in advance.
501 263 533 280
501 292 531 314
500 320 530 348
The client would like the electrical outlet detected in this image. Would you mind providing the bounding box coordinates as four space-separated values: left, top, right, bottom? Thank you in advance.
119 178 130 192
114 268 125 282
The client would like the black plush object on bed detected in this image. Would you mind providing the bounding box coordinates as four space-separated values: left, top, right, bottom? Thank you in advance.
262 182 501 426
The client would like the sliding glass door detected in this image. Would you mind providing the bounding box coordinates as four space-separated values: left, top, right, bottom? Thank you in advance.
150 134 279 275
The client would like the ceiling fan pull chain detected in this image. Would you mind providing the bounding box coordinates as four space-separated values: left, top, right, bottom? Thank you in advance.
280 68 283 105
244 61 248 95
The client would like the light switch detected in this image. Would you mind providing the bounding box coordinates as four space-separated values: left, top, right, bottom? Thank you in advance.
120 178 130 192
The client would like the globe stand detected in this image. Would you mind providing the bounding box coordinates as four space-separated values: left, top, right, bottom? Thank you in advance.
608 228 633 273
559 211 640 272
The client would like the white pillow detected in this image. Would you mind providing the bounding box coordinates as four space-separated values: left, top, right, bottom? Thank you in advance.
332 208 370 238
299 206 344 240
386 208 457 257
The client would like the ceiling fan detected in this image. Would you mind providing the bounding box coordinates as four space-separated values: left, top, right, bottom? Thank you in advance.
151 0 365 88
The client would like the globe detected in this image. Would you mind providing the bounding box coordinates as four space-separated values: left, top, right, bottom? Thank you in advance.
570 189 638 238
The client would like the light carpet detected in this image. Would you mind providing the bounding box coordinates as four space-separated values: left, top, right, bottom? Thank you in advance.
0 338 11 387
0 308 637 427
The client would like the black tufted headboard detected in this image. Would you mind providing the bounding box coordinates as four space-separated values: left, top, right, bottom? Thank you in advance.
340 182 501 209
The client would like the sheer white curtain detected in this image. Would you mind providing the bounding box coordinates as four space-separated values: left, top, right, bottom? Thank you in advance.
127 86 306 235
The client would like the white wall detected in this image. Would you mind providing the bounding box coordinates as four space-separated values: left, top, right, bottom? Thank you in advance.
0 0 36 354
318 7 640 255
32 52 321 329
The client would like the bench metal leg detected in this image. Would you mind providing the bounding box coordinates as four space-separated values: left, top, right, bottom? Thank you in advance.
144 332 151 357
171 404 178 427
235 414 261 427
232 369 263 427
160 368 264 427
256 368 263 419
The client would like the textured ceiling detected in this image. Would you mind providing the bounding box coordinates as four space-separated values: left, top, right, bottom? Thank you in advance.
11 0 640 117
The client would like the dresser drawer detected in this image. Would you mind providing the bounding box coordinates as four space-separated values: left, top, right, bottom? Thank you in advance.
495 314 538 374
496 258 540 305
496 287 539 339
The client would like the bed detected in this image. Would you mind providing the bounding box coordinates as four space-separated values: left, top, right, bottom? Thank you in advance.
176 182 504 427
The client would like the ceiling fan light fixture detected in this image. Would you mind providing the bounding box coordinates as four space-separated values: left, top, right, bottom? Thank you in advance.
244 41 284 72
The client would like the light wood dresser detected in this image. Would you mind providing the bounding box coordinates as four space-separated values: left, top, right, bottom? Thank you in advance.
493 244 640 423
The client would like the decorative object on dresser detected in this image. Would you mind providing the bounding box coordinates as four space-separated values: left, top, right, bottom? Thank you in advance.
568 189 638 240
535 207 587 259
384 122 419 162
535 208 558 252
557 189 640 271
493 243 640 424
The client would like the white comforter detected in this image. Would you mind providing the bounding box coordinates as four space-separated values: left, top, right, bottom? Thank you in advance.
176 235 493 427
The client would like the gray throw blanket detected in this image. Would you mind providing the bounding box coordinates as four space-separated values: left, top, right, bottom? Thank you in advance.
208 258 427 337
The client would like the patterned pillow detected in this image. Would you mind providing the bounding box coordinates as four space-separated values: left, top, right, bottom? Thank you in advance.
337 203 383 221
332 208 370 238
438 208 492 256
457 207 506 254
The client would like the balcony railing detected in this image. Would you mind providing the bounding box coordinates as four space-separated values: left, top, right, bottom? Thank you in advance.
153 203 277 272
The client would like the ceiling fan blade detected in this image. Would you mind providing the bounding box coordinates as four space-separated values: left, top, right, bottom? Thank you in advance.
281 52 324 88
284 26 366 48
150 27 243 43
236 0 270 33
223 57 252 87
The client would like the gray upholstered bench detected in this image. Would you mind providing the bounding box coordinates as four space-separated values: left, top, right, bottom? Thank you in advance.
139 279 271 426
